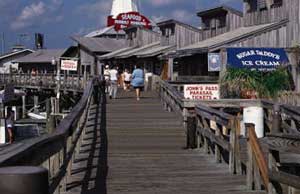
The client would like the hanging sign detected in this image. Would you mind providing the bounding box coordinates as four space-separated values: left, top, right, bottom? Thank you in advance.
184 84 220 100
208 53 221 72
61 60 78 71
107 12 152 31
227 48 289 71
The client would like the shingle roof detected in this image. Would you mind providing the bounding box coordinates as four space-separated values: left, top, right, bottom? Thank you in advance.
71 36 127 53
15 49 66 63
177 20 288 55
136 44 176 58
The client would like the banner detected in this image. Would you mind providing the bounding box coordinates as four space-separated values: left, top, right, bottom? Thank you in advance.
184 84 220 100
227 48 289 71
61 60 78 71
208 53 221 72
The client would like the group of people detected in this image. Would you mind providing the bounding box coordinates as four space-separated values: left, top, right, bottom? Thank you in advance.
104 65 144 101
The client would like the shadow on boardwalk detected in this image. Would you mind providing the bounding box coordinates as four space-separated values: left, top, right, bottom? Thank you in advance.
66 95 108 194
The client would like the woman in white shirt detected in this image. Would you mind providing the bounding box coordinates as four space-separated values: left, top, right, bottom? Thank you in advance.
123 69 132 91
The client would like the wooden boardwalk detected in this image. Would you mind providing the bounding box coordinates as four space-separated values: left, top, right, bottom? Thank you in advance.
65 90 265 194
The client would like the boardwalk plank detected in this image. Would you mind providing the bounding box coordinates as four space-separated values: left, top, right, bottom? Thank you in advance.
65 90 266 194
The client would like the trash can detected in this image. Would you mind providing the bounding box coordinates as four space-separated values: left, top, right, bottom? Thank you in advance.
0 166 49 194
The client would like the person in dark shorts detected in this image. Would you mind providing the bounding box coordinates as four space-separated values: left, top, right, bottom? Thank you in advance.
6 110 14 144
131 65 144 101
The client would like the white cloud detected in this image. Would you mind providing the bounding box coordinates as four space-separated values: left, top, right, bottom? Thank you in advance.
75 1 111 28
76 1 111 19
10 0 64 30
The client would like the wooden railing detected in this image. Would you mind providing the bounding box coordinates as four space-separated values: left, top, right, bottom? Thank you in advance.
158 78 300 193
0 77 106 193
0 73 92 91
195 104 242 174
245 123 269 191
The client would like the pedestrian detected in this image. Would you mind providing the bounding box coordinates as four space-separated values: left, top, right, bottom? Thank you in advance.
6 110 14 144
131 65 144 101
104 65 110 93
123 69 132 91
109 66 119 99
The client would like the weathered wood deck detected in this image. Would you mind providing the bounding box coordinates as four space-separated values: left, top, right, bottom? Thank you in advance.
65 90 264 194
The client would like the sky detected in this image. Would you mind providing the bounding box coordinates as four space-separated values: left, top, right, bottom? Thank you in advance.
0 0 242 52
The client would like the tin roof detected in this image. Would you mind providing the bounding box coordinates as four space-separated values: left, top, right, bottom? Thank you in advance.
98 46 138 60
71 36 127 53
136 44 176 58
176 20 288 56
115 41 160 59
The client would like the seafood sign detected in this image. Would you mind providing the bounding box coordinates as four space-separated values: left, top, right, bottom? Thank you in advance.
227 48 289 71
184 84 220 100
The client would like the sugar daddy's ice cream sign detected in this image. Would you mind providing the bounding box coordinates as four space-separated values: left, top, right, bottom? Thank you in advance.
227 48 289 71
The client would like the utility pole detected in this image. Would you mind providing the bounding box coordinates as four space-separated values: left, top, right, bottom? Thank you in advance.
1 33 4 54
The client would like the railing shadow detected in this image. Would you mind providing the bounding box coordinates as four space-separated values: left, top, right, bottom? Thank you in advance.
67 87 108 194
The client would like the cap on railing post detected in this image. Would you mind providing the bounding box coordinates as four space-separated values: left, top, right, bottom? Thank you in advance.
0 166 49 194
271 104 281 134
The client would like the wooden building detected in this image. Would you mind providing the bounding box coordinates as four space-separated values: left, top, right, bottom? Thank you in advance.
169 0 300 87
198 5 243 39
98 26 161 73
15 49 66 73
0 49 34 73
71 36 126 76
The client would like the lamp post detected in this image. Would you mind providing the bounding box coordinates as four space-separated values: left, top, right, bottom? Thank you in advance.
51 57 60 113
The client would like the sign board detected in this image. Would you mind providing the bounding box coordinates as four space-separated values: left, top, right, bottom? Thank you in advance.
227 48 289 71
208 53 221 72
107 12 152 31
61 60 78 71
184 84 220 100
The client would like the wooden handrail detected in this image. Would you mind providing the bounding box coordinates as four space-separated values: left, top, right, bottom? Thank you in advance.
245 123 269 191
0 77 105 193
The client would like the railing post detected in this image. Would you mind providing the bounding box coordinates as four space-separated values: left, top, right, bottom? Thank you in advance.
22 95 26 119
229 119 236 174
271 104 281 134
0 166 49 194
186 116 197 149
246 123 254 190
268 149 280 194
214 118 222 163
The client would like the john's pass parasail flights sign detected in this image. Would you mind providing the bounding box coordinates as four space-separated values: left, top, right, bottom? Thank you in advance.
107 12 152 31
227 48 289 71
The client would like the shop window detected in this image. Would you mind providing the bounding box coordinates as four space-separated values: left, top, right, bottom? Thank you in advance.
246 0 258 13
258 0 267 10
272 0 282 8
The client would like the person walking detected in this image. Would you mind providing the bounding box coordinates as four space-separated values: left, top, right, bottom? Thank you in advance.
104 65 110 93
123 69 132 91
6 110 15 144
109 66 119 99
131 65 144 101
